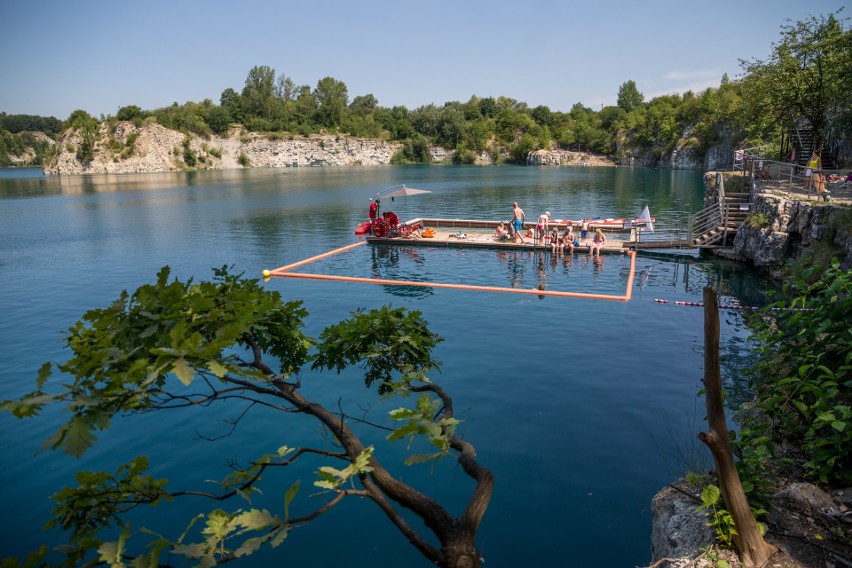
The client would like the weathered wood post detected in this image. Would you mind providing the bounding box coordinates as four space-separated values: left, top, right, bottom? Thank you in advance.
698 286 777 567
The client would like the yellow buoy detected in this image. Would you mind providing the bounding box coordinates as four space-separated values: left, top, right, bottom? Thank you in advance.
262 269 271 278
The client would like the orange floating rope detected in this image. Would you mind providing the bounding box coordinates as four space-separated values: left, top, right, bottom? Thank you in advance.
265 245 636 302
268 241 367 275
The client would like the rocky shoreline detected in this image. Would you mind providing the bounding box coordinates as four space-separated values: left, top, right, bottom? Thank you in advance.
705 172 852 274
648 173 852 568
651 478 852 568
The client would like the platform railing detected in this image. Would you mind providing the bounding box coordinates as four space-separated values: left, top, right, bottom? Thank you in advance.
738 149 838 201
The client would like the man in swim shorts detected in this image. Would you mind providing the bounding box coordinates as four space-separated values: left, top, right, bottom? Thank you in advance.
512 201 526 244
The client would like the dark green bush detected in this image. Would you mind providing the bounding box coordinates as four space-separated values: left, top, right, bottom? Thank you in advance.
746 261 852 485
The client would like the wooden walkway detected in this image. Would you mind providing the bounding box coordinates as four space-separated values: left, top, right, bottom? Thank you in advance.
366 218 690 251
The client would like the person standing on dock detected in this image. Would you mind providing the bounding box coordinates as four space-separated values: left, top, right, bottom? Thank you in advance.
537 211 550 244
512 202 526 244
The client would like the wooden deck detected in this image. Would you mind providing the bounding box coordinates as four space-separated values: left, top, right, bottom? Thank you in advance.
366 217 659 252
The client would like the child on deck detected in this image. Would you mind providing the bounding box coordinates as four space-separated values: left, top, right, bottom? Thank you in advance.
580 218 590 244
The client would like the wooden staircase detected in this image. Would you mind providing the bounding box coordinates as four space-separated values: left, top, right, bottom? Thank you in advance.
691 175 751 247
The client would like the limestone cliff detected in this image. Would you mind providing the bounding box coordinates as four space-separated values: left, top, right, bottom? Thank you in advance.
615 126 738 171
43 122 442 175
712 186 852 278
526 149 615 166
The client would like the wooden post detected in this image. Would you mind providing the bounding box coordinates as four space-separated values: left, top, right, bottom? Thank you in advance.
698 287 777 567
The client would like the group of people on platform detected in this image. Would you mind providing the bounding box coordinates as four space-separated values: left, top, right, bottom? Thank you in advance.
494 201 607 256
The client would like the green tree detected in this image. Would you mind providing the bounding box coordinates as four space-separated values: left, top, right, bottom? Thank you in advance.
1 267 493 567
478 97 498 118
738 10 851 148
116 105 145 121
152 102 211 138
617 80 644 112
531 105 554 127
220 87 244 124
241 65 277 120
410 104 442 138
436 106 467 149
314 76 349 129
378 105 414 140
350 94 379 117
391 134 432 164
275 74 296 101
181 134 197 166
511 132 538 162
292 85 317 133
67 109 99 163
204 105 231 136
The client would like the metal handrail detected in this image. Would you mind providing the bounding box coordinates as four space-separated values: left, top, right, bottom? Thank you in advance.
737 151 838 201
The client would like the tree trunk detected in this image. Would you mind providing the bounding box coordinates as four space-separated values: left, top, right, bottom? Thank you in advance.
698 287 777 567
440 534 480 568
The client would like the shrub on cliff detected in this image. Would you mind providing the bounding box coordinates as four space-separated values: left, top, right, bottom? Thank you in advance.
746 260 852 485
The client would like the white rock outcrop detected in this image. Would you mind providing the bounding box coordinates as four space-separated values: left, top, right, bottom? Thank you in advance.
43 122 446 175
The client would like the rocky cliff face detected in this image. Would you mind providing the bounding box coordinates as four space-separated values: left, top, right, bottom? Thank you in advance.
526 149 615 166
615 126 738 171
43 122 449 175
710 181 852 278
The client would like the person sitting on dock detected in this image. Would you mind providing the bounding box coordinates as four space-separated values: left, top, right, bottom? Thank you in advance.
494 222 509 240
590 228 606 257
563 225 576 254
550 226 562 254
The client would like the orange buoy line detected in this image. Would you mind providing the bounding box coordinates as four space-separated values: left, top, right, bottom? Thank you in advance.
623 249 637 302
268 241 367 275
265 245 637 302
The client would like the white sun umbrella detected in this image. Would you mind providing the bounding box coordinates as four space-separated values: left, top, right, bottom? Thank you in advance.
372 185 431 219
375 184 432 200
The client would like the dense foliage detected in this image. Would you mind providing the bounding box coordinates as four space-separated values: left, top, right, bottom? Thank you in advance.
1 267 493 567
0 113 62 166
0 130 53 167
739 11 852 149
0 112 63 134
743 261 852 486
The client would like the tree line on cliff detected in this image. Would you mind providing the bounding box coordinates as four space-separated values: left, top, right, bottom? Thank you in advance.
1 10 849 168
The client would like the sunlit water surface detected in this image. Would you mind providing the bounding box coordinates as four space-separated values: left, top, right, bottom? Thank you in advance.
0 165 771 566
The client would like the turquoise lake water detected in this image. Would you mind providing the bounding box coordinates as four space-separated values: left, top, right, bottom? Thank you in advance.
0 165 771 566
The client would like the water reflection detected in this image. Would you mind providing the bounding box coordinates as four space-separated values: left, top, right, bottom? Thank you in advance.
369 245 433 298
636 254 770 308
637 266 652 290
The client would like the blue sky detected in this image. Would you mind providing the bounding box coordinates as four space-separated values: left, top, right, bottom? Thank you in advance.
1 0 844 120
